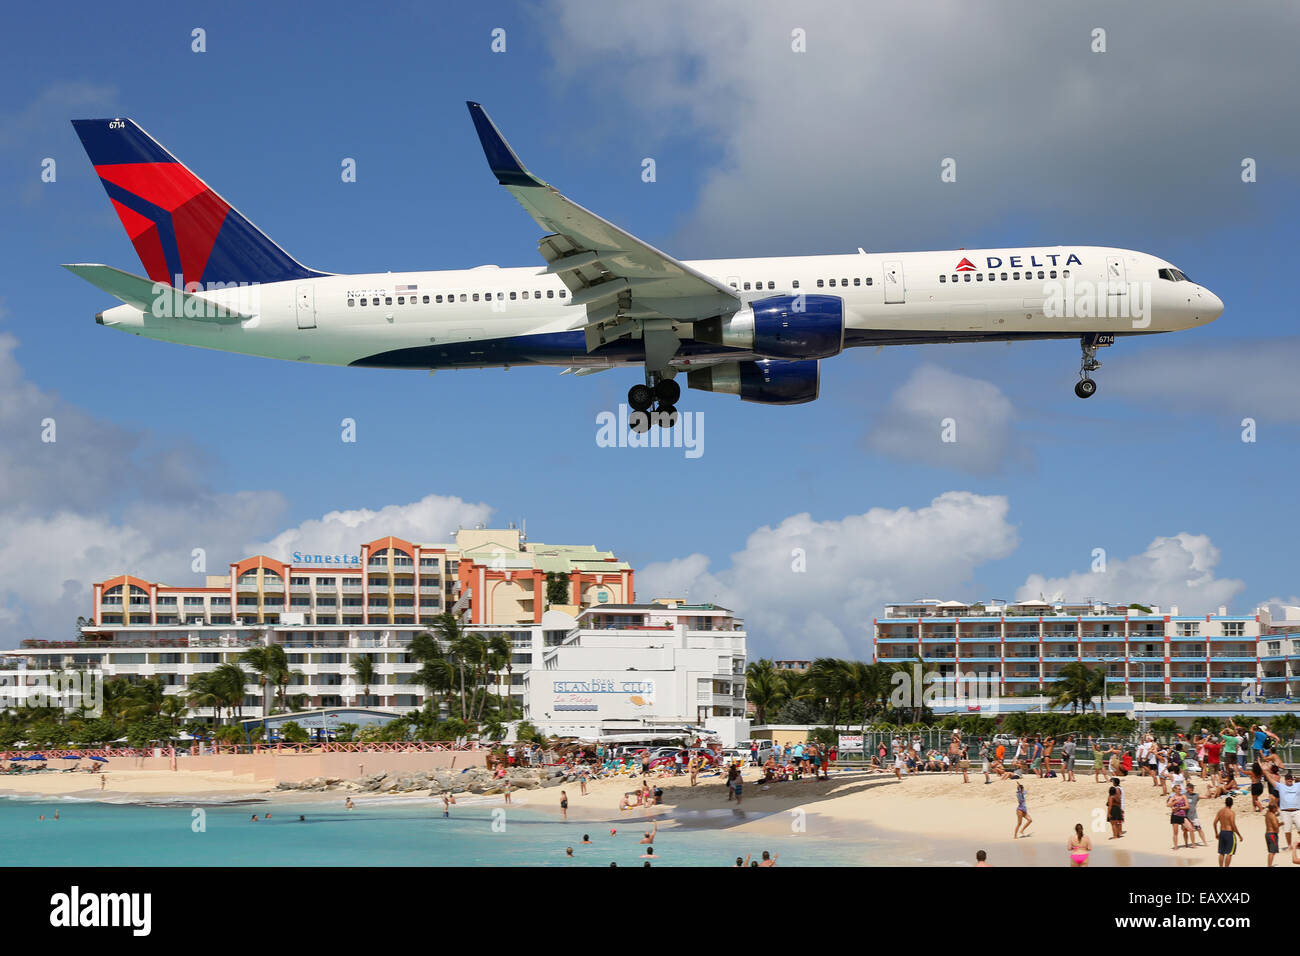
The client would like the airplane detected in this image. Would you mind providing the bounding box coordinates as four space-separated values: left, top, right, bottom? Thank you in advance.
66 105 1223 428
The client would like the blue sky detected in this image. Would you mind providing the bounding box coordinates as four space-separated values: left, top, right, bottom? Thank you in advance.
2 1 1299 656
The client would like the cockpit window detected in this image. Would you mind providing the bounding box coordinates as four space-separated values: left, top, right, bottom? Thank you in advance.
1158 267 1193 282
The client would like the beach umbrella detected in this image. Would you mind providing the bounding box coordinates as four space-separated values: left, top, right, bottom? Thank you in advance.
89 756 108 762
28 754 46 760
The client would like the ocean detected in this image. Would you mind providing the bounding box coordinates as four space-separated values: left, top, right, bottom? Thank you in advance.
0 794 898 867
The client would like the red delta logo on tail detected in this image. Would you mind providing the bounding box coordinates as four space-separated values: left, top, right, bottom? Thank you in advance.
955 257 976 272
71 118 324 288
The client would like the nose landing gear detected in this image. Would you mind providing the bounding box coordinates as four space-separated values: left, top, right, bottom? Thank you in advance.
627 371 681 431
1074 335 1108 399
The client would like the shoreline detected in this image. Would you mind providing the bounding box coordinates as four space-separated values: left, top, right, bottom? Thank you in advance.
0 764 1285 867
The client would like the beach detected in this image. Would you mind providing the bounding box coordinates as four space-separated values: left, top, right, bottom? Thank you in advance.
1 760 1285 867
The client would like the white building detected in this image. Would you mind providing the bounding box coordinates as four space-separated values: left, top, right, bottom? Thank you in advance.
523 601 748 737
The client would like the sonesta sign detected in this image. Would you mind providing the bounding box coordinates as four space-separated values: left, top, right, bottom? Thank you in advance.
291 551 361 566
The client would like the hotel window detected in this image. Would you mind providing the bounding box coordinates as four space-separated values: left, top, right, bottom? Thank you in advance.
1222 622 1245 637
291 577 310 586
1177 622 1200 637
184 597 204 606
157 596 176 605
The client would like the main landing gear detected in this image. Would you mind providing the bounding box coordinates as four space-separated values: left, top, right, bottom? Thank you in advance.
628 372 680 432
1075 338 1103 399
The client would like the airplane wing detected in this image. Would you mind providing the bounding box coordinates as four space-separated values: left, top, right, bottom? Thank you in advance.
63 263 251 324
466 102 739 361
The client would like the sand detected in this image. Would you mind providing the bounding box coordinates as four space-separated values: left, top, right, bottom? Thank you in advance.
2 761 1288 866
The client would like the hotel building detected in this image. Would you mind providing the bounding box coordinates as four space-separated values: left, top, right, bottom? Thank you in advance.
875 599 1264 699
4 527 634 718
523 601 748 737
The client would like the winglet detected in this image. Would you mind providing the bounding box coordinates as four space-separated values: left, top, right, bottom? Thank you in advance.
466 102 544 188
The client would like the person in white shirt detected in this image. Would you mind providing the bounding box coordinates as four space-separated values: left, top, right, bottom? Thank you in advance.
1262 766 1300 851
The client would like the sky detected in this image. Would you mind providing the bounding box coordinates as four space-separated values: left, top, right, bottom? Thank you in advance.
2 0 1299 658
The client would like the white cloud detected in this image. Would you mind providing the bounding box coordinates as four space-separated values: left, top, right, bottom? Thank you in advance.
637 491 1019 658
1016 533 1245 614
866 364 1024 473
252 495 495 561
544 1 1299 255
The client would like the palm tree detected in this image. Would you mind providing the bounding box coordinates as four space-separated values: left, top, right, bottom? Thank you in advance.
410 628 455 718
479 632 511 723
809 658 850 729
352 654 378 707
160 695 188 731
240 645 290 715
186 673 223 725
745 659 786 724
210 662 251 721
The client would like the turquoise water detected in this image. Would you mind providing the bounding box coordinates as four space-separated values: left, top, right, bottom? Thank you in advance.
0 796 895 867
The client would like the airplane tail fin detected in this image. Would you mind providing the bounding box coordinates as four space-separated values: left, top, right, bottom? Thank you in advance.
71 118 326 287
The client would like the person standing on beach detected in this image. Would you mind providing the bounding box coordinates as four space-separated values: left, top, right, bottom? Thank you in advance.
957 744 970 784
1092 739 1107 783
1265 797 1281 866
560 790 568 820
1106 785 1123 840
1260 765 1300 851
1062 735 1077 783
1068 823 1092 866
979 740 992 785
1167 786 1191 850
1214 796 1243 867
1184 783 1206 846
1221 725 1240 771
1014 783 1032 838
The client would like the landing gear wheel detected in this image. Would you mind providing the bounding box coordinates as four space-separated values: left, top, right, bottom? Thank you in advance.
629 409 653 433
654 378 681 404
628 384 654 412
656 403 679 428
1074 378 1097 399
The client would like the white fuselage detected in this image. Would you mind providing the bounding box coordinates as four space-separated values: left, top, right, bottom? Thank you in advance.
96 245 1223 370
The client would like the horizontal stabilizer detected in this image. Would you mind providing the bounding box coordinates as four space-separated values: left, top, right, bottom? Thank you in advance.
63 263 251 324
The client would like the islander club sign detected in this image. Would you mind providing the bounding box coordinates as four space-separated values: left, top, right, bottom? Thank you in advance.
291 551 362 566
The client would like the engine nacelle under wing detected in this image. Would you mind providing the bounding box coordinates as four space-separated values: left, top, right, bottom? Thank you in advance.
693 294 844 359
686 359 820 405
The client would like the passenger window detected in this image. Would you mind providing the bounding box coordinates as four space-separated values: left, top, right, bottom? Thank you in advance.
535 290 542 298
1049 270 1057 279
422 295 429 304
397 296 405 304
939 275 946 283
950 275 957 283
866 278 873 286
841 278 848 286
547 289 554 298
976 273 983 281
1000 272 1007 281
358 299 366 306
1062 270 1069 279
767 281 774 290
559 290 566 298
829 279 836 287
792 280 799 289
472 293 479 302
729 281 738 289
385 297 392 305
853 278 861 286
816 279 824 288
522 291 529 299
743 282 751 290
510 291 517 300
963 274 971 282
372 298 379 305
1037 271 1045 279
347 298 355 307
1012 272 1020 280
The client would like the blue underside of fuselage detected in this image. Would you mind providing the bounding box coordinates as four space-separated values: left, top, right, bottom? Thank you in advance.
348 327 1135 370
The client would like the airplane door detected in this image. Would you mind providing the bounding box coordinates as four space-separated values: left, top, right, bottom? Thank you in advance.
296 285 316 329
883 260 905 304
1105 255 1127 306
